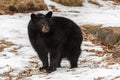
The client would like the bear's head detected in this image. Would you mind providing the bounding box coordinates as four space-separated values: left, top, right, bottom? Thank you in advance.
31 11 53 33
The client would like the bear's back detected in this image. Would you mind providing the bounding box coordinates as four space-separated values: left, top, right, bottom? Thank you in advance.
51 16 79 29
50 16 81 35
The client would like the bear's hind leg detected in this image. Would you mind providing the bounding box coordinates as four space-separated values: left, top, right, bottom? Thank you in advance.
57 56 62 67
69 48 81 68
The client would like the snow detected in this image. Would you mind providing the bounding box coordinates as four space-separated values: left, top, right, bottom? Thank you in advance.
0 0 120 80
45 0 120 27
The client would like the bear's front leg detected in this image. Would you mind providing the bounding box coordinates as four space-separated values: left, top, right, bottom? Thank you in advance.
37 50 48 71
46 48 61 73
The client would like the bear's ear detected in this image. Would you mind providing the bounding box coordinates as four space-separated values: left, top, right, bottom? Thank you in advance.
31 13 37 22
45 11 53 18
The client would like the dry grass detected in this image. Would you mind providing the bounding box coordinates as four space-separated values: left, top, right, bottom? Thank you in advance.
115 0 120 2
52 0 83 6
109 0 120 4
0 40 15 52
94 77 104 80
88 0 102 6
81 24 102 30
0 0 47 15
52 0 102 6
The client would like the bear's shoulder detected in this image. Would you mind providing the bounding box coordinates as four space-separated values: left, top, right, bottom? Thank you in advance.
51 16 72 22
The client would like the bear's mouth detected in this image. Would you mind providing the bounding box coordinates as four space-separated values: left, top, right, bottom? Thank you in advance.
41 24 49 33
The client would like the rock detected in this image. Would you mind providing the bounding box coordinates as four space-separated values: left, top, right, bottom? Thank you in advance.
81 24 102 37
82 25 120 46
97 28 120 45
82 25 120 58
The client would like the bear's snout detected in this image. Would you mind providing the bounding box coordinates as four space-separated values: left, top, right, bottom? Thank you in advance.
41 24 49 33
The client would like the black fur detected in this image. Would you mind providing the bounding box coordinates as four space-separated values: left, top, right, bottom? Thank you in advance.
28 11 83 73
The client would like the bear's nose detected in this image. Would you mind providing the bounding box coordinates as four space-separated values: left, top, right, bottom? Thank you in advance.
41 24 49 33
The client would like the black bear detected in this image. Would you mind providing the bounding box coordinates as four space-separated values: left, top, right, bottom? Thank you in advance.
28 11 83 73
